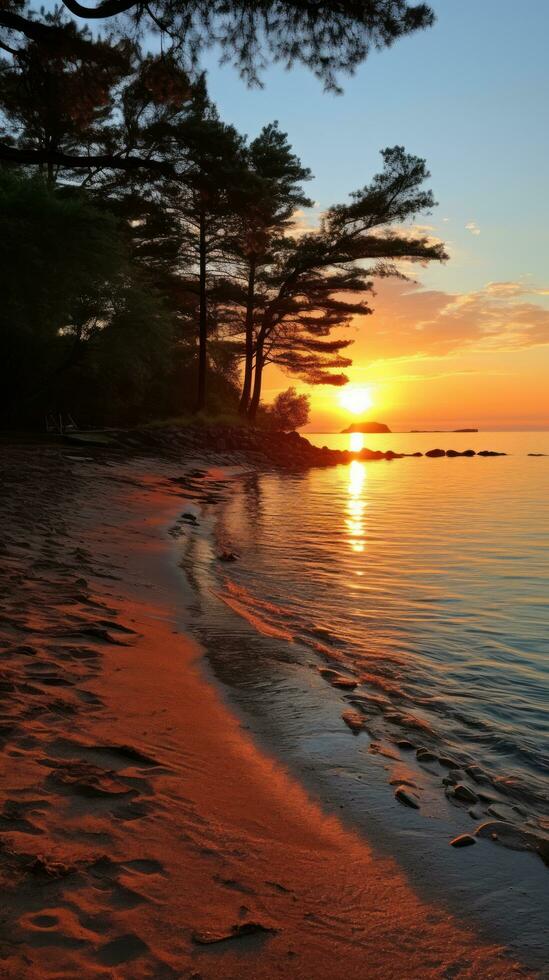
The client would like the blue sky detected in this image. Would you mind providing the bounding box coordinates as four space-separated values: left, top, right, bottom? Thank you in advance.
202 0 549 297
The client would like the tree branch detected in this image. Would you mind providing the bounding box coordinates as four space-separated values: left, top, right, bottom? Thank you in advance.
0 9 125 58
0 144 177 178
61 0 138 18
0 9 70 45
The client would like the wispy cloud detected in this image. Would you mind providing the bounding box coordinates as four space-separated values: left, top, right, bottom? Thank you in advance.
372 368 512 384
465 220 481 236
287 207 320 237
351 279 549 364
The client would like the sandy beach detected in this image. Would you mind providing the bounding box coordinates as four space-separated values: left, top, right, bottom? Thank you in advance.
0 443 533 978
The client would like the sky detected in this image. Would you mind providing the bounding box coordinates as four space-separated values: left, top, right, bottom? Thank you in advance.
201 0 549 431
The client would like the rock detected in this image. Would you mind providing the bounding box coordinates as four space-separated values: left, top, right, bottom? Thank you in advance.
442 775 458 787
528 453 546 457
319 668 358 689
475 822 549 865
466 765 488 784
474 820 534 850
396 739 414 750
438 756 460 768
426 448 445 458
450 834 476 848
218 551 238 562
453 784 479 804
478 450 506 456
416 748 438 763
394 785 420 809
331 677 358 690
341 709 365 734
468 808 481 820
369 742 400 760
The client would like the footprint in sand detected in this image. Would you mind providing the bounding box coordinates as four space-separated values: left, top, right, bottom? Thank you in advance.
19 907 96 950
95 933 149 967
122 858 166 875
45 760 137 799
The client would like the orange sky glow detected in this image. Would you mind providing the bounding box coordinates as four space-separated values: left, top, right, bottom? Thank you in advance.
263 276 549 432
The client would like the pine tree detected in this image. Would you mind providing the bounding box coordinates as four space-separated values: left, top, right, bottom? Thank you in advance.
247 146 448 420
226 123 312 414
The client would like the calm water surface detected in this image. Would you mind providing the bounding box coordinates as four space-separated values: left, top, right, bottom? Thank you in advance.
179 430 549 837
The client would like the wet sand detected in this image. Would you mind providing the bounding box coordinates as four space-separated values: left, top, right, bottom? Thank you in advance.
0 444 531 977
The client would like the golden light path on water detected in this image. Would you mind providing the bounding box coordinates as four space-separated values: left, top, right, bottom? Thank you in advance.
346 457 367 553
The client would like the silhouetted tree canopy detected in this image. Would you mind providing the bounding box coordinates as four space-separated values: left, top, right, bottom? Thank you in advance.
0 4 447 430
244 146 447 419
266 386 310 431
0 1 435 92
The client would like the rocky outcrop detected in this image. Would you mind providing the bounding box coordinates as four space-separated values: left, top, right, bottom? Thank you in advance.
101 425 507 470
112 425 404 468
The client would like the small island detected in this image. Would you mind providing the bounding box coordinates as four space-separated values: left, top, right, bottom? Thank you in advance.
410 428 478 433
341 421 391 433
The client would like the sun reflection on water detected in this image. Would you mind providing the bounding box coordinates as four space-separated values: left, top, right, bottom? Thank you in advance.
349 431 364 453
346 459 366 553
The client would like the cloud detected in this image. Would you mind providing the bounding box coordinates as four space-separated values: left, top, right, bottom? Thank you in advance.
373 368 512 384
465 221 481 236
350 279 549 364
287 207 320 237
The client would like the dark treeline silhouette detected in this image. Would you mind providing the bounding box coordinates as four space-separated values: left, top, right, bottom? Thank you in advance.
0 2 446 430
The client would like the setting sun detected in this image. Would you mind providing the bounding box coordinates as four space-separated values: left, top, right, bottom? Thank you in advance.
339 386 374 416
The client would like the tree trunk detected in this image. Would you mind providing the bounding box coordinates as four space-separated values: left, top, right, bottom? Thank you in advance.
238 255 256 415
247 330 265 422
195 201 207 413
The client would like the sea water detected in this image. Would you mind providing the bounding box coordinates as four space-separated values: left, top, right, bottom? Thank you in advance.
175 431 549 963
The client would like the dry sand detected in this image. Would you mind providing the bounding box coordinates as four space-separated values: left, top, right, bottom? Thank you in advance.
0 444 531 978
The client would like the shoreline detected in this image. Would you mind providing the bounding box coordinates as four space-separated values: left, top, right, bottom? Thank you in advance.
170 457 549 970
0 444 536 977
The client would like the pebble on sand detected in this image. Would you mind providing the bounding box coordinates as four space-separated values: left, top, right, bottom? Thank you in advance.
394 786 420 809
320 668 358 689
218 550 239 562
453 784 479 804
341 710 365 734
450 834 476 848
